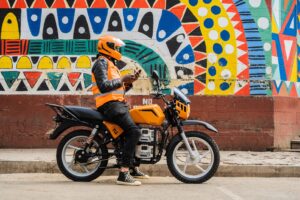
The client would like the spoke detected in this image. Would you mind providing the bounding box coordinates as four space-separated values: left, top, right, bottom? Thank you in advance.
195 164 205 172
67 145 81 151
67 158 75 168
191 139 197 151
80 164 89 173
183 161 188 173
200 151 210 159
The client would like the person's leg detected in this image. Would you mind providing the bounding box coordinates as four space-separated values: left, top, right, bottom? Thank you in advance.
99 102 143 185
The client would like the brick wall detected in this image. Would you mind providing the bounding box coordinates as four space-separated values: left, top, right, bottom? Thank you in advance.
0 95 281 150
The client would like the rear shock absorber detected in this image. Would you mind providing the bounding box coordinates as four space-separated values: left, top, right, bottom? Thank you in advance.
84 125 99 151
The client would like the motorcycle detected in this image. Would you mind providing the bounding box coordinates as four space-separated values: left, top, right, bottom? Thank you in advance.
46 70 220 183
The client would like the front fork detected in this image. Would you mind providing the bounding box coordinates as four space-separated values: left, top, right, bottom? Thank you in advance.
177 123 198 159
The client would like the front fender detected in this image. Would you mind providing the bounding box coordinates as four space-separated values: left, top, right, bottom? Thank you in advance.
181 120 218 133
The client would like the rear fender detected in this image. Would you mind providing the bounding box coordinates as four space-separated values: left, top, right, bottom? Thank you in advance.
48 119 92 140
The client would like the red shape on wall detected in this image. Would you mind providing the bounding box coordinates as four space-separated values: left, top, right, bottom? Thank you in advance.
194 51 206 62
189 36 204 48
194 65 206 75
68 72 81 87
169 5 186 20
289 83 298 97
0 0 10 8
24 72 42 88
131 0 149 8
33 0 48 8
91 0 107 8
182 24 199 35
235 83 250 96
52 0 67 8
74 0 88 8
194 79 205 94
153 0 166 9
14 0 27 8
114 0 126 8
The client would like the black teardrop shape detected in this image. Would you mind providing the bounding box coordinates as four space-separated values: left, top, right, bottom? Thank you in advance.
76 82 83 91
73 15 90 39
66 0 74 7
43 14 58 39
107 0 116 7
166 34 185 57
138 12 153 38
26 0 35 7
45 0 55 7
108 11 122 32
52 56 58 63
124 0 133 7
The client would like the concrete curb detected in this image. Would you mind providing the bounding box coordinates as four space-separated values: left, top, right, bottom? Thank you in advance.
1 161 300 177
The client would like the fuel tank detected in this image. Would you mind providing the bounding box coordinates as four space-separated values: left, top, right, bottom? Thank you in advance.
130 104 165 126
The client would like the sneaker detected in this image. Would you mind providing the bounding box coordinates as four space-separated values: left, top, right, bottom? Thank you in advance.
116 171 141 186
130 167 150 179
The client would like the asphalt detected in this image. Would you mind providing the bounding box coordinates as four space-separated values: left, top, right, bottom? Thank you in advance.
0 149 300 177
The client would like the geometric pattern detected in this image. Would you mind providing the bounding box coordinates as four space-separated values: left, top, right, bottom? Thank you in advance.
272 0 300 97
0 0 299 97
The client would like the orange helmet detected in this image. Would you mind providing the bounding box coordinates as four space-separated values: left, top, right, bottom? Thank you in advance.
97 35 125 60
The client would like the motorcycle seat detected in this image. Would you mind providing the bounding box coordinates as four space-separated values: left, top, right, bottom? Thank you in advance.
64 106 104 122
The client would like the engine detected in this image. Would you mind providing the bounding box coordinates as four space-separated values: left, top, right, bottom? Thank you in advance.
135 128 159 161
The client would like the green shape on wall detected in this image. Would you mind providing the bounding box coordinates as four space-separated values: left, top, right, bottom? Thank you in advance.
120 40 170 86
1 71 20 88
47 72 63 90
83 73 92 88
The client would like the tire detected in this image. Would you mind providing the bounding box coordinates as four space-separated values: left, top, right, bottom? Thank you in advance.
56 130 109 182
166 131 220 184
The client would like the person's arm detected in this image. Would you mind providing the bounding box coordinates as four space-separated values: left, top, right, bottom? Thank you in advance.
92 58 122 93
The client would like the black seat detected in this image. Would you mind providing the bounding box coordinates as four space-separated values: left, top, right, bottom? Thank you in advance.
64 106 104 122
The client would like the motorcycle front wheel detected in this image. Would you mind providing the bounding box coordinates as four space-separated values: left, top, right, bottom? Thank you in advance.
167 131 220 183
56 130 109 182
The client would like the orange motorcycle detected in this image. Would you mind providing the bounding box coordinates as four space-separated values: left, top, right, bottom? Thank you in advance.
46 71 220 183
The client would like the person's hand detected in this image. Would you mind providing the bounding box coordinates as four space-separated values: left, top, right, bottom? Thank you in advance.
121 74 136 84
134 69 142 79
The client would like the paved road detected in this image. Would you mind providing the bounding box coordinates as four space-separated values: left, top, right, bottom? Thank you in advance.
0 174 299 200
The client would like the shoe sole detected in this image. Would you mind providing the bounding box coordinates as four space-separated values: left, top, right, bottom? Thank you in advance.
116 181 142 186
132 176 150 179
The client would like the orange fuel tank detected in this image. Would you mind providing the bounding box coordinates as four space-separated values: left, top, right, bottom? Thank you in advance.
130 104 165 126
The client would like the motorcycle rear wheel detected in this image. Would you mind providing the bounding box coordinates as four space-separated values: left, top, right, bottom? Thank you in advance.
167 131 220 183
56 130 108 182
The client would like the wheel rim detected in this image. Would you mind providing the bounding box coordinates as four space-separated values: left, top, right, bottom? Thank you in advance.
61 136 103 177
172 137 215 179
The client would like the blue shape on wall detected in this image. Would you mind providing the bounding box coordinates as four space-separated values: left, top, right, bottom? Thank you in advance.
156 10 181 42
57 9 75 33
87 8 108 34
123 8 139 31
27 9 42 36
176 45 195 64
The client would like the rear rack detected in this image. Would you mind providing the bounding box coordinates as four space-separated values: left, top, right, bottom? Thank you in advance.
45 103 80 121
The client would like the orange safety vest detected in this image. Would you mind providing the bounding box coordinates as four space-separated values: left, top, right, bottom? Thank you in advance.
92 57 124 108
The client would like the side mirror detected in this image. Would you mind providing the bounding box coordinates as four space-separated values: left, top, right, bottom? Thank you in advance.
151 70 159 82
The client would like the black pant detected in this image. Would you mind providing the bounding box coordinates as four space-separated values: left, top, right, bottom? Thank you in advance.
98 101 141 167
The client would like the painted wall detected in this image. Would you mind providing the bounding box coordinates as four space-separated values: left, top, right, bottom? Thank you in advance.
0 0 298 97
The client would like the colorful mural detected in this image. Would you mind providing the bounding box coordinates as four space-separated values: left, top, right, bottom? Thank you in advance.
0 0 299 97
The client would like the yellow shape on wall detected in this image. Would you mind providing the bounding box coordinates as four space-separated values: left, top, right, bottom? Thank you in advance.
181 0 237 95
17 56 32 69
76 56 91 68
1 12 20 39
0 56 13 69
290 52 297 82
38 56 53 69
57 57 71 69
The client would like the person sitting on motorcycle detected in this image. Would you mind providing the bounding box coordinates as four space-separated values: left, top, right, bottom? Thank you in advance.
91 35 149 186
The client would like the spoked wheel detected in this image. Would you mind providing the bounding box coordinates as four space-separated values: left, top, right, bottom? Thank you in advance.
167 131 220 183
56 130 109 182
